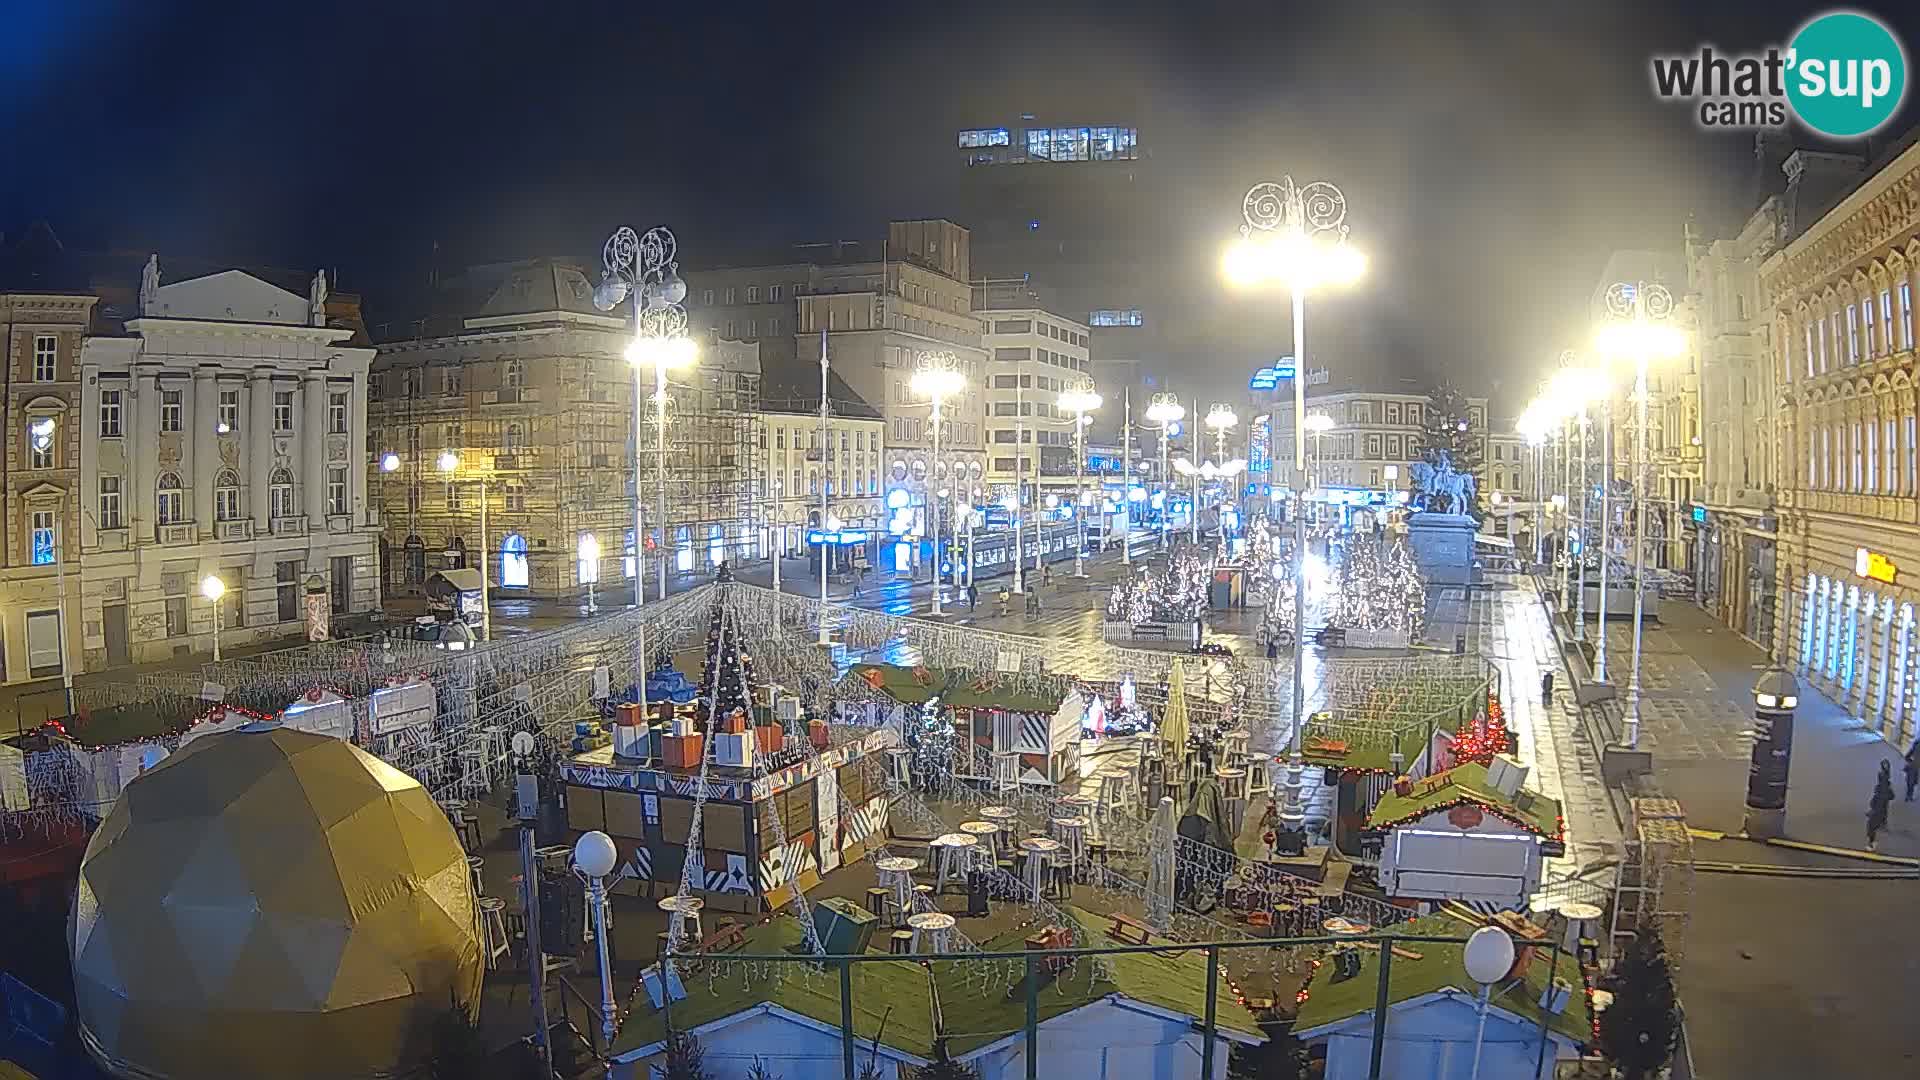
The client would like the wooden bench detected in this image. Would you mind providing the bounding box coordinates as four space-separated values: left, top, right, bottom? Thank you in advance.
1106 912 1153 946
1131 623 1170 641
700 921 747 956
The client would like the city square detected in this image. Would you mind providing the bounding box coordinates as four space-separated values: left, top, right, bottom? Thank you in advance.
5 5 1920 1079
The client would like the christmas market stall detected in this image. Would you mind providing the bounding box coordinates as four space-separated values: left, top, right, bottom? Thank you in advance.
561 604 900 913
841 662 1082 790
1367 756 1565 909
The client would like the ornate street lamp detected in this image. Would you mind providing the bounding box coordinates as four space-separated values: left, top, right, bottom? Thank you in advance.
911 352 965 617
1223 176 1365 830
1595 281 1686 748
1059 381 1103 576
595 225 692 609
1144 394 1185 551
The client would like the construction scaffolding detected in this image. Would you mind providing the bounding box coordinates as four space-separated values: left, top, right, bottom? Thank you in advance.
645 338 764 571
1610 795 1695 969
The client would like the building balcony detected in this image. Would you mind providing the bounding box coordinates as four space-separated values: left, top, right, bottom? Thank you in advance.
96 527 130 552
485 387 541 405
154 522 196 547
215 519 253 541
270 514 309 536
327 515 353 534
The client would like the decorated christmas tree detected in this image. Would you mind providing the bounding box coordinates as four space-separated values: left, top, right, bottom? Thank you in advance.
1449 697 1510 766
1599 928 1679 1080
698 604 756 720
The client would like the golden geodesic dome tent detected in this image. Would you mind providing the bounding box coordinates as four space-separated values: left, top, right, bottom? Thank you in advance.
69 723 483 1080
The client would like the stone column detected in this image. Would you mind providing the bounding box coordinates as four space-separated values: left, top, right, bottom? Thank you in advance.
132 365 161 533
250 369 274 529
302 372 327 523
193 368 217 536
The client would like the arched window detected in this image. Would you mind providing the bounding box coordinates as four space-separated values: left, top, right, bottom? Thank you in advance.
214 470 241 521
156 472 185 525
499 532 529 588
270 467 295 520
503 422 525 450
504 359 525 390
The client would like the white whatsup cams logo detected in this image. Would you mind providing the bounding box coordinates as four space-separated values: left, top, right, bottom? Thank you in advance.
1650 10 1907 137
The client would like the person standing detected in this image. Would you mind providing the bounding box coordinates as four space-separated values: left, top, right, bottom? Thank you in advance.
1904 741 1920 803
1867 759 1895 851
966 582 978 612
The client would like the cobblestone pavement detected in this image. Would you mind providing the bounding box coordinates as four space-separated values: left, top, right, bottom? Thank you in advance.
1488 580 1623 875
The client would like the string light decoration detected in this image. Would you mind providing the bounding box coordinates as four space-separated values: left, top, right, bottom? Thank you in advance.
1447 696 1510 766
1330 536 1428 636
1106 546 1215 625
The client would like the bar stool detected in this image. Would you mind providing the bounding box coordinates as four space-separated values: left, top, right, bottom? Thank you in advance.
889 929 915 955
1019 837 1062 899
479 896 510 969
1223 727 1250 767
875 857 922 926
979 806 1019 856
1050 815 1088 881
658 895 705 944
959 820 1000 859
866 887 892 921
1248 756 1271 796
1095 772 1132 823
467 855 486 899
930 833 978 895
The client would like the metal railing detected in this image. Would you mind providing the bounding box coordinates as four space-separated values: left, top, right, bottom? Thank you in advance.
654 930 1583 1080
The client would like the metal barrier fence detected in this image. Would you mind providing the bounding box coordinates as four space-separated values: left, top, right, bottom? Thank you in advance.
655 930 1582 1080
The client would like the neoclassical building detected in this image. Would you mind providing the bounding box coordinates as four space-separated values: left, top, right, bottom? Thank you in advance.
1763 144 1920 751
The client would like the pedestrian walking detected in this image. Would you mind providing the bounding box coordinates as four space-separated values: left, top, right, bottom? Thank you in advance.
967 583 978 611
1540 670 1555 708
1867 759 1895 851
1903 740 1920 802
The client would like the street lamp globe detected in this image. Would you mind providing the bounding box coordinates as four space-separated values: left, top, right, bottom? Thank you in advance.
1204 404 1238 432
199 575 226 602
578 533 600 563
1303 412 1336 435
572 830 618 878
1144 398 1185 426
379 452 400 473
627 334 698 370
437 450 459 473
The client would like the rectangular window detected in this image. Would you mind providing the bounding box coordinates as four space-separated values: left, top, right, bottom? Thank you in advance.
1864 300 1878 357
216 484 240 522
160 389 183 432
1853 423 1864 490
747 286 760 303
769 284 783 303
446 483 461 510
1908 416 1917 494
775 428 785 449
100 389 123 437
274 391 294 431
331 556 352 615
1886 418 1898 495
446 421 462 447
327 467 348 515
28 420 53 468
443 367 462 396
32 335 56 381
1868 422 1878 491
276 560 301 623
271 481 295 520
1816 319 1828 371
746 319 757 338
329 392 348 434
219 389 239 432
724 287 736 304
701 289 714 305
165 597 187 638
769 316 782 335
1883 289 1895 354
98 477 123 529
1805 323 1817 378
157 487 184 525
724 320 736 337
30 510 56 565
505 485 525 511
1901 283 1915 351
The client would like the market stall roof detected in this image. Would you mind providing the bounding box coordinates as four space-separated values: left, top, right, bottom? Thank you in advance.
848 662 1062 714
615 907 1260 1061
1293 913 1590 1043
1364 760 1562 838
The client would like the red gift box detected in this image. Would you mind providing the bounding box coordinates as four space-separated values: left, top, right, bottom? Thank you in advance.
808 719 831 751
755 725 784 754
614 702 645 727
662 733 704 769
720 709 749 735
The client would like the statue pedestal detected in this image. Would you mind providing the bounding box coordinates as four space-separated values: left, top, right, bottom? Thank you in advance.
1405 512 1475 586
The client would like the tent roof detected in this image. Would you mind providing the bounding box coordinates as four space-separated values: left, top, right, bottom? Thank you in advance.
1293 914 1590 1043
429 568 485 592
614 906 1260 1059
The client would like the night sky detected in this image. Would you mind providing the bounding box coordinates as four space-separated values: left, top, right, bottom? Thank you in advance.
7 0 1916 413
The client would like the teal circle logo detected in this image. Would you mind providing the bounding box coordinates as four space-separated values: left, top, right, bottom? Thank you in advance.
1786 11 1907 137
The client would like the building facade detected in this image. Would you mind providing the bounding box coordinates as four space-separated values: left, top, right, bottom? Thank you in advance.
980 306 1094 504
1 279 98 684
759 374 885 559
1272 389 1494 496
691 221 989 570
1763 141 1920 750
369 259 762 599
1687 198 1785 647
75 264 378 668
